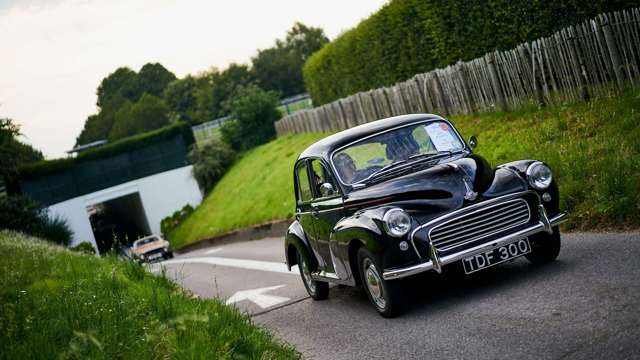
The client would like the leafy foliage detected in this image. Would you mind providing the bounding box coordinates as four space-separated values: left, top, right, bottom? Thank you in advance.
0 195 72 245
108 93 170 140
252 22 328 97
303 0 639 105
189 139 236 193
221 85 281 151
160 204 195 238
164 76 199 123
0 118 43 184
0 231 300 358
76 63 176 145
19 122 194 180
71 241 96 254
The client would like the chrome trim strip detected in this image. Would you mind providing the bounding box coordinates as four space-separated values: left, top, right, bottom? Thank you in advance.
434 213 530 250
432 205 528 244
383 211 568 280
410 191 538 260
431 201 524 237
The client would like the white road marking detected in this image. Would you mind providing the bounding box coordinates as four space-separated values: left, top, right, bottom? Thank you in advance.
154 256 299 275
226 285 290 308
204 248 223 255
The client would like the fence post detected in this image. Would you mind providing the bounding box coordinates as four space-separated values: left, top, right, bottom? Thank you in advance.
601 14 625 90
568 28 590 101
487 52 507 110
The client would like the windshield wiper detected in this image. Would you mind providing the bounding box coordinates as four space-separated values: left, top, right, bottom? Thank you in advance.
352 160 409 186
408 149 463 161
352 150 465 187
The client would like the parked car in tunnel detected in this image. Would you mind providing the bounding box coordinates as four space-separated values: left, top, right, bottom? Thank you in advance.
283 114 568 317
131 235 173 263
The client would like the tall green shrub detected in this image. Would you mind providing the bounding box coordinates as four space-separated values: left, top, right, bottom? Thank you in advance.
189 139 236 192
221 85 281 151
303 0 639 105
0 195 72 245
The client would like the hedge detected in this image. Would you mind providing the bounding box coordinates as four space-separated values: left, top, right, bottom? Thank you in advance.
17 122 194 180
303 0 640 105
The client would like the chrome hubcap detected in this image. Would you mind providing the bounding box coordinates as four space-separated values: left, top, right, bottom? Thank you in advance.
301 258 316 294
364 260 386 309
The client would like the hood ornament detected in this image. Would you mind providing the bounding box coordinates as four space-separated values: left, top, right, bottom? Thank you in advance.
449 163 477 201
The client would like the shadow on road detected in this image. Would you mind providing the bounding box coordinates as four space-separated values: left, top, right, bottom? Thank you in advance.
330 258 576 317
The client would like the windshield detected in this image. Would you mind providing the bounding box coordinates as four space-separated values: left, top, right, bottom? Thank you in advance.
332 121 465 185
133 237 158 247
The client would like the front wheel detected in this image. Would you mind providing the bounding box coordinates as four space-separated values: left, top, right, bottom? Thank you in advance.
358 247 403 318
526 227 561 264
297 251 329 300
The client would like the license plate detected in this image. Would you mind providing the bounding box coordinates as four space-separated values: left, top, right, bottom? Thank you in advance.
148 253 162 260
462 238 531 274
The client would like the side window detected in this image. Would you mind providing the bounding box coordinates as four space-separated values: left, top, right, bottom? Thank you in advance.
296 162 313 203
310 159 338 198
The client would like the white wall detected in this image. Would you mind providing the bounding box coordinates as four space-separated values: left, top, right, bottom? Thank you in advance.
47 165 202 251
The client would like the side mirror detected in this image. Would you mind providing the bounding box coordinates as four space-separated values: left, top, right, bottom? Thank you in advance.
468 135 478 149
319 182 335 197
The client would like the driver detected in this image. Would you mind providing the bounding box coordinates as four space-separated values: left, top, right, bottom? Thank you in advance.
334 153 357 184
386 136 419 162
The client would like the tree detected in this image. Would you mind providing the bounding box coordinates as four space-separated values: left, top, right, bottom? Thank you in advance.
77 63 177 146
108 94 169 140
1 118 43 180
251 22 328 97
136 63 177 99
221 85 281 151
96 67 138 108
189 139 235 193
210 64 256 118
164 76 199 124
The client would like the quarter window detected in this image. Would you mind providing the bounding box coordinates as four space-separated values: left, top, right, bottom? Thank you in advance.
296 162 313 202
310 159 338 198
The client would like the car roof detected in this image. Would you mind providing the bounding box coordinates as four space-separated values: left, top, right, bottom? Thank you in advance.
298 114 446 161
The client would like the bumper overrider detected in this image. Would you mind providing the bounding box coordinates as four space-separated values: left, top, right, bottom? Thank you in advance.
382 202 568 281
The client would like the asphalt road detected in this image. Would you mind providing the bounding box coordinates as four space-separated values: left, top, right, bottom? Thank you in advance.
154 232 640 359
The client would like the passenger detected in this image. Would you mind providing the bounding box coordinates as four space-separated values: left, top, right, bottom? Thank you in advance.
334 153 357 184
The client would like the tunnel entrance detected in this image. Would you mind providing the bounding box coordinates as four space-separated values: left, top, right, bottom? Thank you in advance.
87 192 151 254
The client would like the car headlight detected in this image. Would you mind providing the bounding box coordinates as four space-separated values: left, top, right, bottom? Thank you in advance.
526 161 553 190
382 208 412 237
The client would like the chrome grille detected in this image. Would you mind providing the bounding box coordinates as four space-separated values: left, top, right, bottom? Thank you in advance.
429 199 531 252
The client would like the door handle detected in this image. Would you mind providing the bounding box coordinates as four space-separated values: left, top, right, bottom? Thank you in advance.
311 208 319 217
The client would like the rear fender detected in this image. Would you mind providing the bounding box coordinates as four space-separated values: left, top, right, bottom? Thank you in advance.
284 221 316 271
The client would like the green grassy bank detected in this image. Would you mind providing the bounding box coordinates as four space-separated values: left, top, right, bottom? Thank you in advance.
171 91 640 247
0 231 298 359
169 132 326 248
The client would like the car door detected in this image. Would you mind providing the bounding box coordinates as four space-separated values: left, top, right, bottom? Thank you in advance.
308 159 344 275
294 160 327 269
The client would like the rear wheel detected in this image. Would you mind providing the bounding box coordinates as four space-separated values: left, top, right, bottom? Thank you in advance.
526 227 561 264
358 247 403 318
297 251 329 300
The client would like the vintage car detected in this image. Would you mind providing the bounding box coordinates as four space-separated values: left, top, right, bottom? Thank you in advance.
284 114 567 317
131 235 173 263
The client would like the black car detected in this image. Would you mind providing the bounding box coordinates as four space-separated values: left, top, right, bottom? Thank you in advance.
284 114 567 317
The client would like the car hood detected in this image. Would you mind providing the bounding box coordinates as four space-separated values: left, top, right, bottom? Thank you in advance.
344 154 527 224
133 242 166 255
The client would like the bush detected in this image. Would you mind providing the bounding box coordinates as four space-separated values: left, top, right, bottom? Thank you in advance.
220 85 281 151
189 139 236 193
303 0 638 105
18 122 194 180
71 242 96 255
160 204 195 238
0 195 72 245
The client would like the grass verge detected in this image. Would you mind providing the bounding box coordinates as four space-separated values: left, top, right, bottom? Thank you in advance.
171 90 640 247
169 132 326 248
0 231 299 359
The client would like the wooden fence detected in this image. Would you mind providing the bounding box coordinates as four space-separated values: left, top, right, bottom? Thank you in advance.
275 8 640 136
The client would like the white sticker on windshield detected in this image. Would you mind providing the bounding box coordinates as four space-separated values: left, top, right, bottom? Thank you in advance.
424 123 458 151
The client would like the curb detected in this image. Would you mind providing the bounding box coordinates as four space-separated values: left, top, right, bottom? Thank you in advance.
174 219 291 254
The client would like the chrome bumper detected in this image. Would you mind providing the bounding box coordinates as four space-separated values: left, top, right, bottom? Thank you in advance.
382 206 568 281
